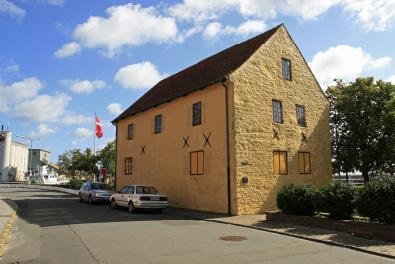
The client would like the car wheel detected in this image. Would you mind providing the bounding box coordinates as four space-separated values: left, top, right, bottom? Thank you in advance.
88 195 94 205
128 202 135 213
78 193 83 202
110 199 117 209
155 208 163 214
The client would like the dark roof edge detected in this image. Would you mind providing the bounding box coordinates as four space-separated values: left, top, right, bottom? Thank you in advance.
111 76 228 124
112 24 283 125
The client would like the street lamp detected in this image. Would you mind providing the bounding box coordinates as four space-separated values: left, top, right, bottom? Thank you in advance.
16 135 40 177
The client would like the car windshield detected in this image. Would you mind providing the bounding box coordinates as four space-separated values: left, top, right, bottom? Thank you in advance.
136 186 158 194
91 183 104 190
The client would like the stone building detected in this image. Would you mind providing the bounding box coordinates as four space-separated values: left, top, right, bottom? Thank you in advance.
113 24 331 215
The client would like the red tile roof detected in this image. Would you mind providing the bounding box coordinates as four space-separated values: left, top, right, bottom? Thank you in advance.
113 24 282 123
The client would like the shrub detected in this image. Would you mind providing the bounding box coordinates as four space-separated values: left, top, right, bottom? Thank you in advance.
317 181 355 219
277 184 318 216
355 177 395 224
69 178 83 190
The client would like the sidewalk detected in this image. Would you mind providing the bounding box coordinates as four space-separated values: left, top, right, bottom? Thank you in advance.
165 207 395 259
0 196 17 257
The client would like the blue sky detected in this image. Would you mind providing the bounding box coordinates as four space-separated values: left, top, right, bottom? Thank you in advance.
0 0 394 162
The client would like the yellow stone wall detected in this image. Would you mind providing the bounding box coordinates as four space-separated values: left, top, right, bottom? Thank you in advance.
229 25 332 214
115 84 230 213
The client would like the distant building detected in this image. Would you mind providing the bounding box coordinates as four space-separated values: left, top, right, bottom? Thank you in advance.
29 149 52 174
0 131 29 182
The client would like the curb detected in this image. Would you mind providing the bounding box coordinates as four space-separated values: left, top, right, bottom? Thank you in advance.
0 199 18 258
166 211 395 260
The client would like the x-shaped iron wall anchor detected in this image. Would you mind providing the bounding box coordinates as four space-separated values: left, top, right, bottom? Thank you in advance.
273 128 279 140
183 136 190 148
141 145 146 154
301 132 308 143
203 132 212 147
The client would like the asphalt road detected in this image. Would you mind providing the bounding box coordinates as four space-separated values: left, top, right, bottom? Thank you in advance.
0 187 392 264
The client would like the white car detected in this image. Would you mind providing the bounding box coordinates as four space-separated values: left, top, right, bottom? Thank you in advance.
110 185 168 213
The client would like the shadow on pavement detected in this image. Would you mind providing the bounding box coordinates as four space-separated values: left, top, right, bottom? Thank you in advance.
0 188 197 227
253 220 394 247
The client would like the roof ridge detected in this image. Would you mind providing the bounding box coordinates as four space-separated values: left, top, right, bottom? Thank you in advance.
113 23 283 123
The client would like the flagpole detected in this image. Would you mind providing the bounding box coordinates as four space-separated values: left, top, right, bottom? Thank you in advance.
94 112 96 157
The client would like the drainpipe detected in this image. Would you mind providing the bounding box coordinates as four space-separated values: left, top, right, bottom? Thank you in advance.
114 123 118 191
221 76 232 215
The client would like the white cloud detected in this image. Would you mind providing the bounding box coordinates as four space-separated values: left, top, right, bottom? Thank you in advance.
54 42 81 58
68 79 106 94
114 61 167 90
0 77 44 112
73 3 180 56
73 127 92 139
106 103 122 116
343 0 395 31
0 0 26 18
387 75 395 84
40 0 64 6
4 77 44 102
203 20 266 40
309 45 392 88
13 93 71 122
168 0 341 23
62 113 92 124
31 124 56 137
4 63 19 73
169 0 395 32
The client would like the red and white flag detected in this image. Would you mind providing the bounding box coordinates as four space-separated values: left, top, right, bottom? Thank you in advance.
95 115 103 138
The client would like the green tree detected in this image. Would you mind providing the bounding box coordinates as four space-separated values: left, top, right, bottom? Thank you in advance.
57 148 98 179
97 140 115 176
327 77 395 182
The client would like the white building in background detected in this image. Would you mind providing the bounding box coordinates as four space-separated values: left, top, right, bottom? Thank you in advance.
0 131 29 182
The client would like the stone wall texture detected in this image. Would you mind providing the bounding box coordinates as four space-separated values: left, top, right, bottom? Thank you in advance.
229 25 332 214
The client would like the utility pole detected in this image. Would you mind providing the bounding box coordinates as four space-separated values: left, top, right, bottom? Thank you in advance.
16 135 40 177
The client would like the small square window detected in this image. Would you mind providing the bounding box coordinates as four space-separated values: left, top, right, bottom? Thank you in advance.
296 105 306 127
272 100 283 123
192 102 201 126
154 114 162 134
282 58 292 81
127 124 134 140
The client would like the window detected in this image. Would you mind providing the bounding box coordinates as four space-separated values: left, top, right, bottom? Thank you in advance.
298 152 311 174
272 100 283 123
273 151 288 175
127 124 134 140
120 186 129 194
296 105 306 126
125 157 133 175
190 150 204 175
126 186 135 194
192 102 201 126
282 58 292 80
154 114 162 134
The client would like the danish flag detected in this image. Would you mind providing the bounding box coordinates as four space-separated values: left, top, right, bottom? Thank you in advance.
95 115 103 138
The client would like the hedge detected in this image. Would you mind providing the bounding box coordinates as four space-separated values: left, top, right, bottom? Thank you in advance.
355 177 395 224
316 181 355 219
277 184 317 216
